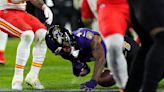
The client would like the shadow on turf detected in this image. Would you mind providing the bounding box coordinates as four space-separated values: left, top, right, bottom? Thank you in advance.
0 63 5 66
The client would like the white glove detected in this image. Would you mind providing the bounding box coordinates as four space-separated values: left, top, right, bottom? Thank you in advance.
45 0 54 7
42 4 53 25
71 47 80 58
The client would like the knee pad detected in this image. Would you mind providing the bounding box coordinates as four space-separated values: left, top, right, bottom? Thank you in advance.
105 34 124 54
20 31 34 46
35 29 47 42
32 29 47 63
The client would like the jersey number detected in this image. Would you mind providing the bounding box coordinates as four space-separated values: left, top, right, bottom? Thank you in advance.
77 31 94 39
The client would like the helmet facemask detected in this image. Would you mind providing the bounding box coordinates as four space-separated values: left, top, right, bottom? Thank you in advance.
47 25 79 57
48 25 73 55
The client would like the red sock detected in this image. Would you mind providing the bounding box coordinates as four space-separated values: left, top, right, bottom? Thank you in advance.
0 50 5 64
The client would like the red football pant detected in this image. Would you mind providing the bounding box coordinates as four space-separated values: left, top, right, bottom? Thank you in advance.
97 0 130 38
0 9 46 37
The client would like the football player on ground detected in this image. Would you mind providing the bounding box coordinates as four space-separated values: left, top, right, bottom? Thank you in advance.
0 0 53 90
45 25 139 90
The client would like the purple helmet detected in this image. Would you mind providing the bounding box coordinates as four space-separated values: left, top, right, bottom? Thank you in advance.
45 25 74 55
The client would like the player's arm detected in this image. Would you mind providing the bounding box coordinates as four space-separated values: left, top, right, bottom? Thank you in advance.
29 0 53 24
90 35 106 81
80 35 106 90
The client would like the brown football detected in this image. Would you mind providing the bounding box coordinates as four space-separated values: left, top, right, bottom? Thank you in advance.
98 70 116 87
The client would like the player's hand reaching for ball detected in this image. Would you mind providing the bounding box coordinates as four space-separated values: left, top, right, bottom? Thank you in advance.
80 79 97 91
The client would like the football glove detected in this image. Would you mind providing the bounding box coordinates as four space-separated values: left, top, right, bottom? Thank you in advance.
80 79 97 91
45 0 54 7
72 61 90 77
42 4 53 25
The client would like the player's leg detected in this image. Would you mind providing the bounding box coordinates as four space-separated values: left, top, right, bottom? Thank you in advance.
0 10 34 90
25 29 47 89
0 31 8 64
141 32 164 92
97 2 129 90
105 34 128 89
24 14 47 89
12 30 34 90
124 12 153 92
137 0 164 91
0 22 34 90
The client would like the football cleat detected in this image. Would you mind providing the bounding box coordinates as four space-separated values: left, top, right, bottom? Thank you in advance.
25 74 44 89
11 80 23 90
0 59 5 64
120 88 124 92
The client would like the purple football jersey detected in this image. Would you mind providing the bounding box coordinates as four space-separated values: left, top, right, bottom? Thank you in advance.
73 28 107 61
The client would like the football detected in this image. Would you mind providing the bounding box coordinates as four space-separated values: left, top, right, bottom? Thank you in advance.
98 70 115 87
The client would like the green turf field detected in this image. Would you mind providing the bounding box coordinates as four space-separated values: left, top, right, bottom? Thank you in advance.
0 38 164 91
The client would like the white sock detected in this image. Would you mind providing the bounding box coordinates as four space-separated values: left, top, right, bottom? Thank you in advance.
0 31 8 51
28 29 47 78
13 31 34 81
105 34 128 88
13 68 24 81
28 61 43 79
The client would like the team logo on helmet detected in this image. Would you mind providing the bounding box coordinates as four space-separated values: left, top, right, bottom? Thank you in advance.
52 26 64 44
